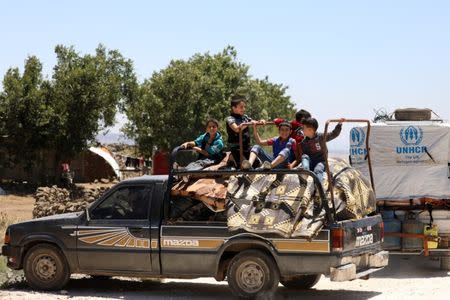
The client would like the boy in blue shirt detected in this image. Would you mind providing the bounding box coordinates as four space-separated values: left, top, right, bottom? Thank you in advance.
180 118 224 170
242 122 296 169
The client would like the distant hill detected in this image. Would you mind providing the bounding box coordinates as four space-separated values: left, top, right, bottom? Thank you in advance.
96 132 135 145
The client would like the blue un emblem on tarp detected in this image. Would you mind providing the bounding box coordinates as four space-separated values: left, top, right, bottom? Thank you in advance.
400 126 423 146
350 127 365 147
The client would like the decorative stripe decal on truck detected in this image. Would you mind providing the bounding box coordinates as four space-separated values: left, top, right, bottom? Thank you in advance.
71 228 151 249
159 230 330 253
71 227 330 252
271 240 330 253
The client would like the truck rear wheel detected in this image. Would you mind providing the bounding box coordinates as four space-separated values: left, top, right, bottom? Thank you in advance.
24 244 70 291
281 274 321 289
227 250 279 298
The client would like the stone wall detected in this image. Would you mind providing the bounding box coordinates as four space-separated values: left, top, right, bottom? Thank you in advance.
33 185 110 218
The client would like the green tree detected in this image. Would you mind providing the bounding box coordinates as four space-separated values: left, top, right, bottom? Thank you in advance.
0 56 54 167
0 45 139 168
50 44 139 159
123 46 295 155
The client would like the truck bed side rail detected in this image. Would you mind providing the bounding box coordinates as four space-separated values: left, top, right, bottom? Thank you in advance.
323 119 374 221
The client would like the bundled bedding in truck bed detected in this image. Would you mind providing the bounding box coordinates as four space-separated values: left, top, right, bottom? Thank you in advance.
226 158 376 238
170 158 376 239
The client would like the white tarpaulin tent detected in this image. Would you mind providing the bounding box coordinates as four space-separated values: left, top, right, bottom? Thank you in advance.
349 121 450 200
0 187 6 195
88 146 121 179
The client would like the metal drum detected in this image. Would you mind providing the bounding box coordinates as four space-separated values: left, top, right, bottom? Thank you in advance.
382 211 402 250
402 212 423 251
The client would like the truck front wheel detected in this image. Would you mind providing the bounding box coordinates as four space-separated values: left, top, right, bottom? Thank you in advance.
23 244 70 290
281 274 321 289
227 250 279 298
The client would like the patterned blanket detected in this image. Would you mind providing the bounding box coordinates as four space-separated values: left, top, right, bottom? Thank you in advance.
226 158 376 239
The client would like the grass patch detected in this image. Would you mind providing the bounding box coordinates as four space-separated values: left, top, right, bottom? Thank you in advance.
1 211 19 232
0 212 21 240
1 212 21 274
1 253 27 289
0 212 27 288
0 256 6 273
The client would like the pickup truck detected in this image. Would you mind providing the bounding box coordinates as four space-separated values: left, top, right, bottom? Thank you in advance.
2 150 388 298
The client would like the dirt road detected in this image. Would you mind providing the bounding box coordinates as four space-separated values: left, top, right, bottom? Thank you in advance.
1 255 449 300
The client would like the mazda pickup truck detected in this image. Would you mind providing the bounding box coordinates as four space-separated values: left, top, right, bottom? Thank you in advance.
2 165 387 298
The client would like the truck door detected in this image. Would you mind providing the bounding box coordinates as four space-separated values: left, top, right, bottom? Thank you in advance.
76 184 154 273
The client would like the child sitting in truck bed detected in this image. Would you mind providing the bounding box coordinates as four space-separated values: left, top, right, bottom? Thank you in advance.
226 95 266 168
274 109 312 145
241 121 296 169
274 109 312 168
300 117 344 181
179 118 224 170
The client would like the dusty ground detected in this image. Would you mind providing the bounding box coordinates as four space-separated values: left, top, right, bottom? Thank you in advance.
0 255 449 300
1 185 449 299
0 194 34 221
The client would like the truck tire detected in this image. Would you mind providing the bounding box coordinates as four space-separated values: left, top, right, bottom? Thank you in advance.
227 249 279 298
281 274 321 289
394 108 431 121
23 244 70 291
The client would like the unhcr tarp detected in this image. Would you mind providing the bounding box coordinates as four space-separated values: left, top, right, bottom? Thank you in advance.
350 122 450 200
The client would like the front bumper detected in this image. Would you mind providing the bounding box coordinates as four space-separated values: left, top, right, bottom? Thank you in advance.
330 250 389 282
1 244 22 269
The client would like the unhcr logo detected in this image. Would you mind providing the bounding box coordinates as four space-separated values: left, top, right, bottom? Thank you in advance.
350 127 367 157
397 126 426 154
400 126 423 146
350 128 365 147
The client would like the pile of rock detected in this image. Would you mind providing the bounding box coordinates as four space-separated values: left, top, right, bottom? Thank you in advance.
33 185 110 218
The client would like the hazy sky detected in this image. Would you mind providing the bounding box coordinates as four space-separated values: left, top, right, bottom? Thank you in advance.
1 0 449 150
